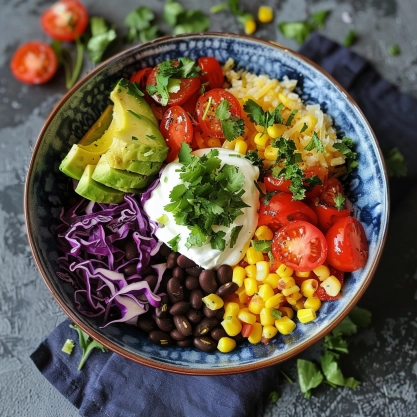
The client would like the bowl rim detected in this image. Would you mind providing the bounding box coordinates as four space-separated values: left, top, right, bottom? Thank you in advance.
24 32 390 375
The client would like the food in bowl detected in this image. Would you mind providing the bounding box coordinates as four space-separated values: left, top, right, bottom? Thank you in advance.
55 53 369 354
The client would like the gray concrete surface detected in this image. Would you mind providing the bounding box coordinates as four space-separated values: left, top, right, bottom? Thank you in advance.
1 0 416 416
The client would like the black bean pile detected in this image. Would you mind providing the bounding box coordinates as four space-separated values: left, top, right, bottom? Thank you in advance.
136 244 240 352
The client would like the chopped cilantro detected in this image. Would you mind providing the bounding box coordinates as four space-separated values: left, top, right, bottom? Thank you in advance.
147 134 156 140
388 44 401 56
297 359 324 398
230 225 243 248
132 136 138 141
300 123 308 133
61 339 75 355
243 99 284 132
210 0 254 30
320 351 360 387
86 17 117 64
125 6 158 43
215 99 245 141
285 109 298 126
245 149 264 170
269 391 279 403
69 324 106 370
118 78 144 98
333 136 358 178
167 234 181 251
251 239 272 253
270 309 282 319
344 29 357 47
311 10 331 28
305 132 324 152
164 0 210 34
382 147 408 178
334 193 345 210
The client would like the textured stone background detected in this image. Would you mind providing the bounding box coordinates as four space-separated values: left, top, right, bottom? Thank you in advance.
0 0 416 416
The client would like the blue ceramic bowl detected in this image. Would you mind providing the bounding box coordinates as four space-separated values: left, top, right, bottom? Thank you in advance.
24 33 389 375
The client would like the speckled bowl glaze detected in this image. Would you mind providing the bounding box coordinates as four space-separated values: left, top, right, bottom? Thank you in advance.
25 33 389 375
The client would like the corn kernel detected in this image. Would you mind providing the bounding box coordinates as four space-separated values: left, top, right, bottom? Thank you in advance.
223 138 237 149
286 291 303 305
224 302 240 319
297 308 316 324
248 294 265 314
304 297 321 311
254 225 273 241
256 261 270 281
293 299 306 311
202 294 224 310
207 137 222 148
254 132 270 147
265 292 285 308
279 306 294 319
262 325 278 339
217 337 236 353
264 145 279 160
221 315 242 336
236 285 249 304
246 247 264 264
234 139 248 154
320 275 341 297
258 5 274 23
266 123 287 138
275 316 296 334
237 309 257 325
232 266 246 287
277 264 294 277
264 273 279 289
258 283 274 301
245 264 257 278
244 277 258 296
277 276 296 290
300 279 319 298
248 322 263 344
313 265 330 281
281 285 300 296
295 271 311 278
244 18 257 35
260 308 276 326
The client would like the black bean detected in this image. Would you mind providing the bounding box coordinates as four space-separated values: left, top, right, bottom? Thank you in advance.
155 317 175 333
155 301 170 319
210 328 227 342
172 266 185 282
136 316 156 333
170 329 187 341
194 317 219 336
199 270 217 294
166 277 184 303
233 332 246 345
186 308 203 324
177 337 193 347
189 289 203 310
144 275 158 291
216 281 239 298
159 243 172 258
169 301 190 316
216 264 233 285
166 252 180 269
177 254 197 269
186 265 204 277
160 294 169 305
142 265 156 277
124 240 139 260
123 263 137 276
193 336 217 352
173 315 193 337
203 305 218 318
185 275 199 291
215 306 225 321
149 330 172 346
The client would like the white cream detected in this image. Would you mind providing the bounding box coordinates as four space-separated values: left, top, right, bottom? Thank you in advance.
144 148 260 270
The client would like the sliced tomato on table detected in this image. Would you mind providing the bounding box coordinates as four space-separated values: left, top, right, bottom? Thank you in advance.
257 192 318 232
197 57 224 89
314 266 344 301
271 220 328 271
41 0 89 42
160 106 193 163
196 88 242 138
326 216 368 272
10 41 58 85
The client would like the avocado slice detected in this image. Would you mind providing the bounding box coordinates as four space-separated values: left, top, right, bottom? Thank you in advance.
78 105 113 146
75 165 125 204
92 154 155 191
59 144 102 180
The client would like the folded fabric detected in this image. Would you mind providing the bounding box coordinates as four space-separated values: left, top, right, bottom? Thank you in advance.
31 32 417 417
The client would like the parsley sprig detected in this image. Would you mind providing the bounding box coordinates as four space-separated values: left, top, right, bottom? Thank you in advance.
164 143 249 251
243 99 284 132
333 136 358 179
215 99 245 141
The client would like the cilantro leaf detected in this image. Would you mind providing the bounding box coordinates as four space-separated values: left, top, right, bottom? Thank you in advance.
300 123 308 133
382 147 408 178
285 109 298 126
334 193 345 211
252 239 272 253
331 315 358 337
348 306 372 328
69 324 106 370
215 99 245 141
344 29 357 47
245 149 264 170
211 230 227 250
210 0 254 30
269 391 279 403
270 309 282 319
230 225 243 248
243 99 284 131
388 44 401 56
167 234 181 251
321 351 360 388
86 17 117 64
165 0 210 34
297 359 324 398
164 0 185 26
305 132 324 152
311 10 331 28
125 7 157 43
333 136 358 178
323 334 349 354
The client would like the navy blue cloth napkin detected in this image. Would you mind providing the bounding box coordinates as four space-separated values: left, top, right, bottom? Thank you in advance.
30 32 417 417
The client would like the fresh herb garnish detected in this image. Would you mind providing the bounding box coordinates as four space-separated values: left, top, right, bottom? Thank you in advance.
270 309 282 320
305 131 324 153
61 339 75 355
297 359 324 398
243 99 284 132
245 149 264 170
167 234 181 251
215 99 245 141
388 44 401 56
125 6 159 43
300 123 308 133
334 193 345 210
146 57 201 106
269 391 280 403
210 0 254 30
285 109 298 126
230 225 243 248
132 136 138 141
382 147 408 178
86 17 117 64
252 239 272 253
343 29 357 47
333 136 358 178
164 143 248 250
69 324 106 370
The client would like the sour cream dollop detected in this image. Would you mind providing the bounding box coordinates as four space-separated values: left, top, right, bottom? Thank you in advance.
144 148 260 270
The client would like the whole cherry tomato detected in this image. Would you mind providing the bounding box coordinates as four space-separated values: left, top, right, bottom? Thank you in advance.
197 57 224 89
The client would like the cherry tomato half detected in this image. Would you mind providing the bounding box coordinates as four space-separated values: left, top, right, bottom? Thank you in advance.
311 202 351 233
198 57 224 89
257 192 318 232
41 0 89 42
160 106 193 163
272 220 328 271
130 67 152 89
10 41 58 85
326 216 368 272
146 67 201 107
314 266 344 301
318 178 346 207
196 88 242 138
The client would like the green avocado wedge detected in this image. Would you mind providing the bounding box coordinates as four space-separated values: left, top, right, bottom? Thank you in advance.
75 165 125 204
59 144 102 180
78 105 113 146
92 154 154 191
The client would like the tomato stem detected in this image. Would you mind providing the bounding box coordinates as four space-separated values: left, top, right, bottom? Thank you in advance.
66 37 84 89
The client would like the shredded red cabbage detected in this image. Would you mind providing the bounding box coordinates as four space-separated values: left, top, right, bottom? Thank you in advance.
56 179 166 327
